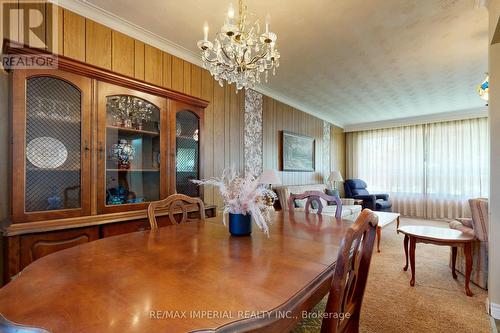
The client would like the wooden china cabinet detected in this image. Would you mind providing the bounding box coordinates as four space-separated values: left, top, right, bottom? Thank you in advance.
1 43 214 285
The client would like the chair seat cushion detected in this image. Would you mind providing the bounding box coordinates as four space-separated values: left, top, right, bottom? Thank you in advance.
375 199 392 209
449 220 476 238
293 205 361 218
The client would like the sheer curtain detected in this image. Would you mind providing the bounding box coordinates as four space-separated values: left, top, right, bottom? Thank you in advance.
425 118 489 218
346 118 489 219
346 125 426 217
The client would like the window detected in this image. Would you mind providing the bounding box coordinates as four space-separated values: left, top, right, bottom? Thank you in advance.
346 118 489 218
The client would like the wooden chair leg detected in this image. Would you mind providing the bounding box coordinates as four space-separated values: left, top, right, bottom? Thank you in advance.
451 246 458 279
464 242 473 297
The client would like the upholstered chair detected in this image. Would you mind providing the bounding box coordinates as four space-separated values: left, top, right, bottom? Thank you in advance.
449 198 488 289
344 179 392 212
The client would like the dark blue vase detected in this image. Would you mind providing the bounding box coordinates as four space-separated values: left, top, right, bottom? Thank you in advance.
229 213 252 236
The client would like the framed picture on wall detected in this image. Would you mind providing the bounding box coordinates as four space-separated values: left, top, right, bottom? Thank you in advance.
281 131 315 172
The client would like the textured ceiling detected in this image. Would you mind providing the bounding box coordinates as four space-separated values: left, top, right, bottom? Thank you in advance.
83 0 489 126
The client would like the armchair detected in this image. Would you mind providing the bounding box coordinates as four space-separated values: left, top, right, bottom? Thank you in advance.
344 179 392 212
449 198 488 289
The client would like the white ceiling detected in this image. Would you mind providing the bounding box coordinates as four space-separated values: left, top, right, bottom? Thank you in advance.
74 0 489 127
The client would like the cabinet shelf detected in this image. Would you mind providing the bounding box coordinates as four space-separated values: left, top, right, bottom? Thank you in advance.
28 115 80 125
106 125 160 137
106 168 160 172
27 167 80 172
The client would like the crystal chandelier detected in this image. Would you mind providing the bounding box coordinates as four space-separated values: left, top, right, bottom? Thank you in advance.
477 73 489 103
197 0 280 90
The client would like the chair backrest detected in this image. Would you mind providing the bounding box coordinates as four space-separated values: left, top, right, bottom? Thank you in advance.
288 191 343 219
469 198 488 242
147 194 205 230
321 209 378 333
274 184 327 211
344 179 369 197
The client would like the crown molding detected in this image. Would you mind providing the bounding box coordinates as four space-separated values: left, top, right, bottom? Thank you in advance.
51 0 203 66
343 106 488 132
50 0 343 128
252 85 344 128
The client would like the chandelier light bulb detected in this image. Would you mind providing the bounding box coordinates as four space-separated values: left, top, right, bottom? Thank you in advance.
265 14 271 33
228 3 235 21
203 22 209 41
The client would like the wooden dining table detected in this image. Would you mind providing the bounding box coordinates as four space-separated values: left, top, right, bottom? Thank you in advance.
0 211 354 333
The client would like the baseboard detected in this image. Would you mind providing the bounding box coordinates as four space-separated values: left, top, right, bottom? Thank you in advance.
491 302 500 320
491 316 499 333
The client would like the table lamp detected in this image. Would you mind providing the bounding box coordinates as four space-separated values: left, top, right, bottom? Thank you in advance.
327 171 343 194
258 169 281 188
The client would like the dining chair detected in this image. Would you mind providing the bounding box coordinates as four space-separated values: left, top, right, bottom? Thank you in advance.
288 191 343 219
292 209 378 333
147 194 205 230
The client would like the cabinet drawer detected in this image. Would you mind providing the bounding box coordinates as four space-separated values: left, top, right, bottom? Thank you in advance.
100 216 177 238
100 219 150 238
19 226 99 270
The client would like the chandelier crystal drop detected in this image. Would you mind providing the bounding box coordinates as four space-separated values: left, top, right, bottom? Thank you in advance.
197 0 280 91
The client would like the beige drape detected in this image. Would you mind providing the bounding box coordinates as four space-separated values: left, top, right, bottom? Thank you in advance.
346 118 489 219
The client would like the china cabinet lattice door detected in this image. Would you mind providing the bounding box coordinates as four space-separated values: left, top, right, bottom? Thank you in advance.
12 69 92 222
96 82 168 214
169 101 204 199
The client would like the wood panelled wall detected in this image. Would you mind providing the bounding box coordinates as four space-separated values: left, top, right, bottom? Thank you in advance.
262 96 345 185
2 3 345 205
4 4 247 207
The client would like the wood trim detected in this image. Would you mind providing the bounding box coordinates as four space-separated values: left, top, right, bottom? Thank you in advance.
3 41 209 109
2 236 20 284
2 205 217 236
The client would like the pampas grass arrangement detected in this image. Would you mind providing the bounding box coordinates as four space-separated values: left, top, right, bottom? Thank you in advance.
192 168 273 236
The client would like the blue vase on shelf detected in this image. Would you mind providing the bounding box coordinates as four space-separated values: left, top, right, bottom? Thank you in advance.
228 213 252 236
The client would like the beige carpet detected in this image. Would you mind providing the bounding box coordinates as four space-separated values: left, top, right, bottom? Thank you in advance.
293 217 491 333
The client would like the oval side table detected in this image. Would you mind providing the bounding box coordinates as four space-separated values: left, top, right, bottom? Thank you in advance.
398 225 475 297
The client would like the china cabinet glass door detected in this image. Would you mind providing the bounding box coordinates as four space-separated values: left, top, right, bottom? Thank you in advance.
175 110 200 196
170 101 204 199
98 83 166 213
12 70 92 222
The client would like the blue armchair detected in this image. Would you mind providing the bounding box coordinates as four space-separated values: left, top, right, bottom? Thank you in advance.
344 179 392 212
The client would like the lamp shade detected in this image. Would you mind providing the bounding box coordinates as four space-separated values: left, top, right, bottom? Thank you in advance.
258 169 281 185
328 171 343 183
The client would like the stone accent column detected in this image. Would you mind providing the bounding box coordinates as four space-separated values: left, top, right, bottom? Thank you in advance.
323 121 331 183
244 89 263 177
